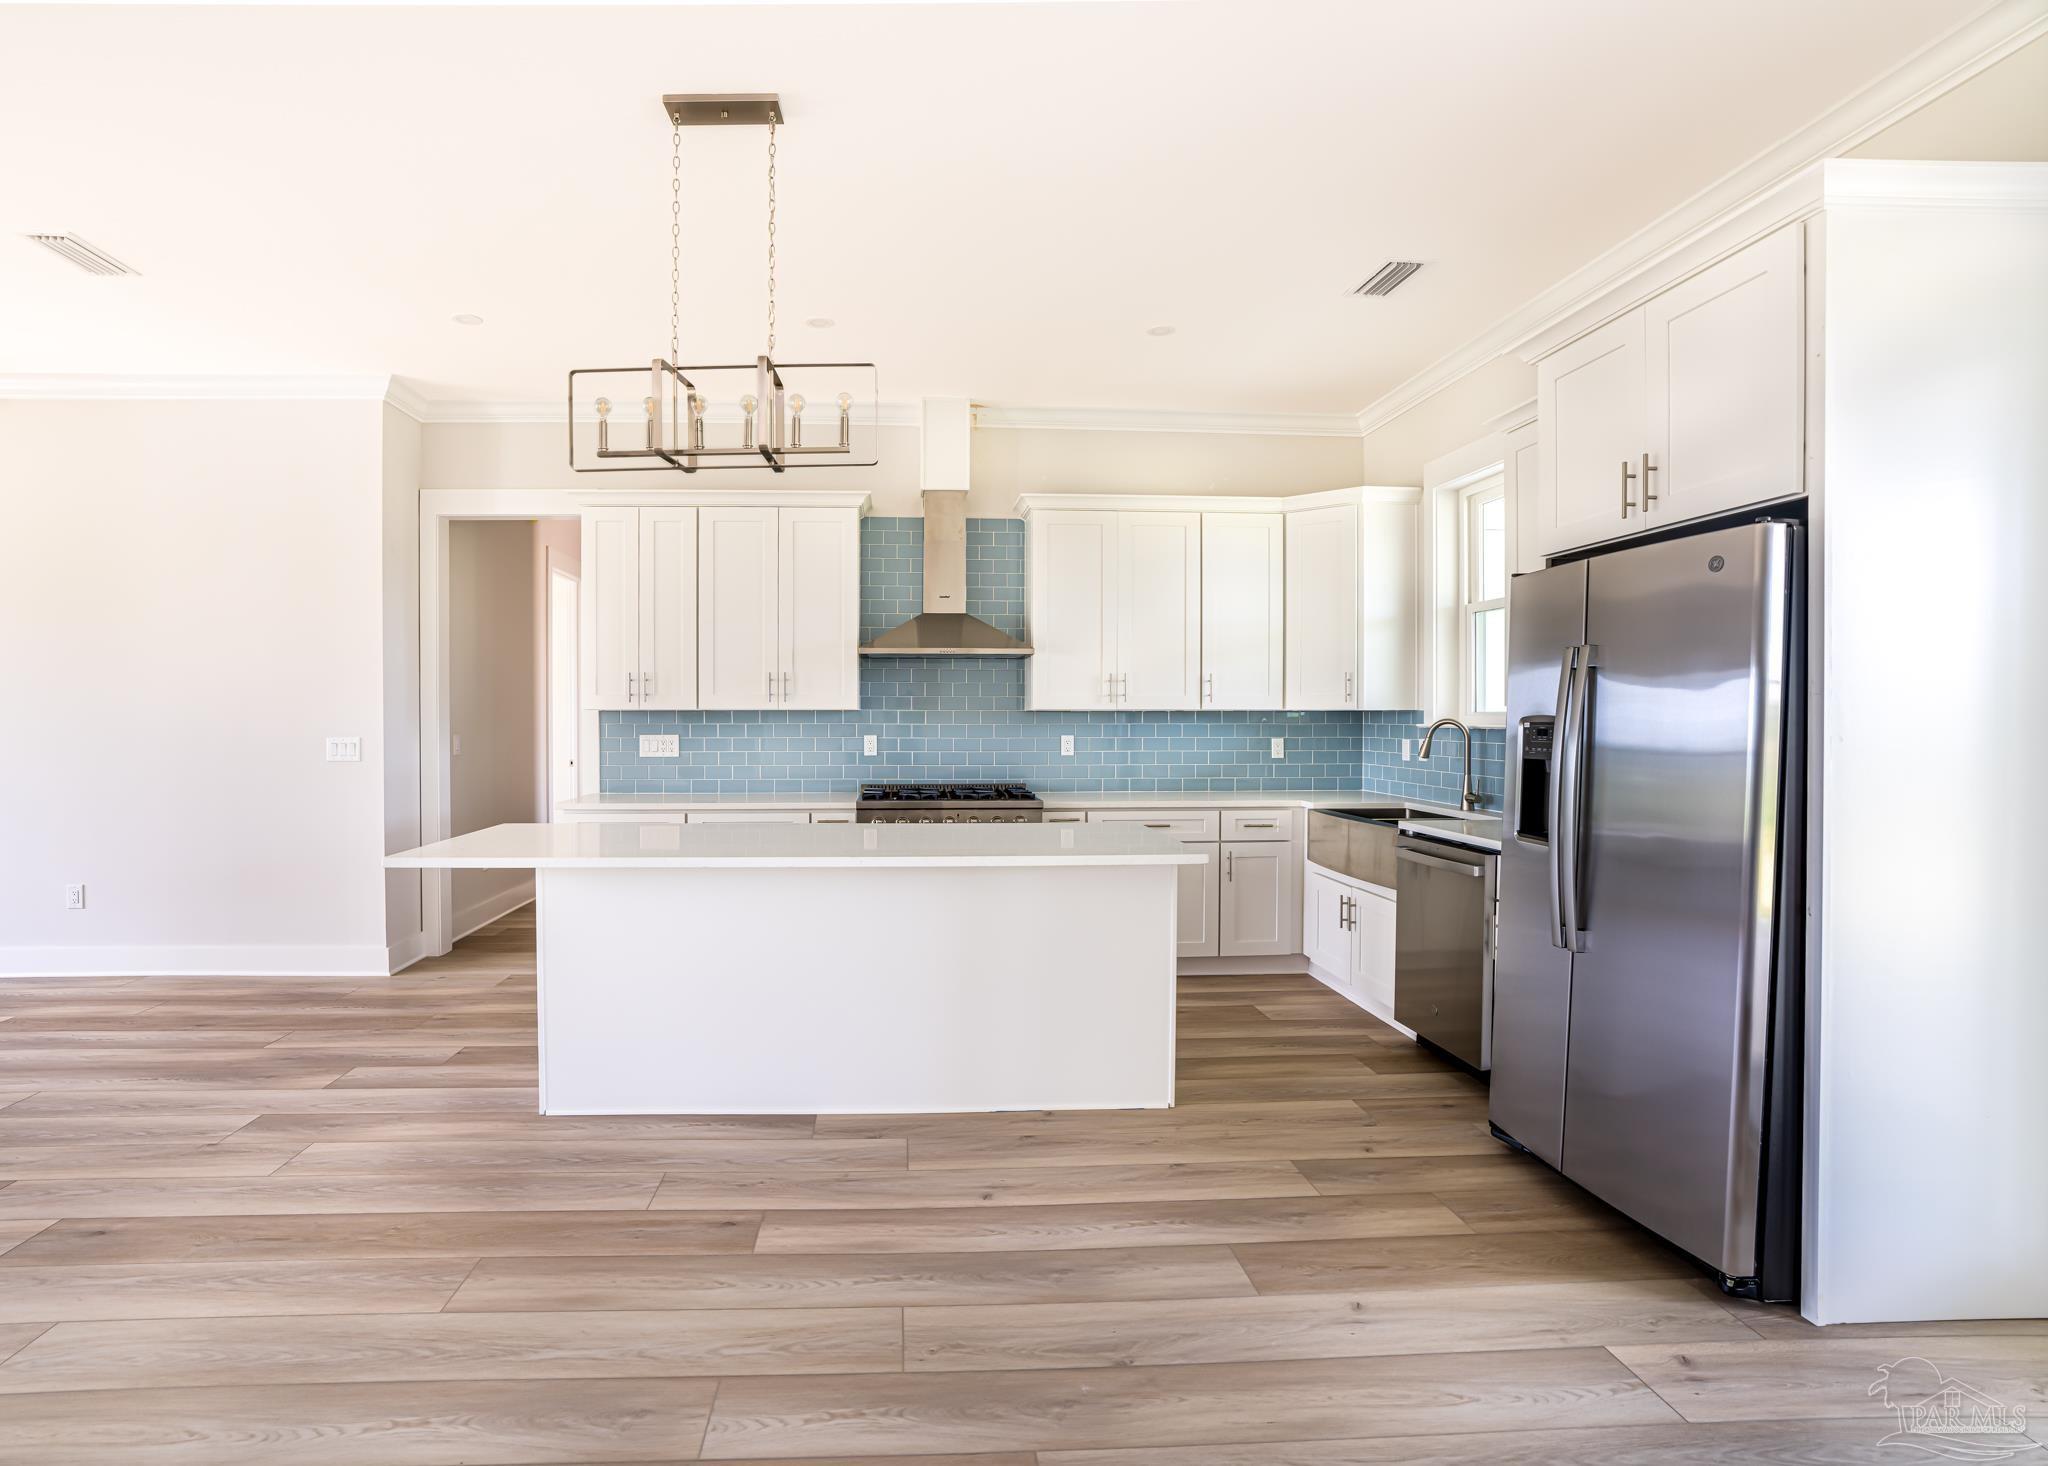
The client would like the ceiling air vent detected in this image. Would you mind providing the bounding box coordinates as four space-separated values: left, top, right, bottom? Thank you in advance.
1352 261 1421 297
27 234 137 276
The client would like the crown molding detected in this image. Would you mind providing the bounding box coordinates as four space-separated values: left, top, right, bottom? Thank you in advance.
0 373 398 403
1481 398 1539 436
974 402 1363 438
1350 0 2048 437
381 376 434 422
1820 156 2048 208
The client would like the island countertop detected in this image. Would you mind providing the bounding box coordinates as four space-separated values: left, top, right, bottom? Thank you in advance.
386 820 1209 870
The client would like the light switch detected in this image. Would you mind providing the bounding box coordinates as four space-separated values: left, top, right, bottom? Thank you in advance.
863 734 878 757
1270 737 1285 760
325 737 361 762
639 734 681 758
1060 735 1075 756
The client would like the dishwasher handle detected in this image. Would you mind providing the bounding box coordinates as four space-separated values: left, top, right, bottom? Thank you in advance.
1397 847 1484 878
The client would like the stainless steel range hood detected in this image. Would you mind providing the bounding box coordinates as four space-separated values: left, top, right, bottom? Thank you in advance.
859 490 1033 657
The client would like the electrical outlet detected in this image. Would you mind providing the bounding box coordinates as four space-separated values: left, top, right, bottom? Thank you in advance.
1401 738 1413 762
863 734 878 757
1060 734 1075 756
638 734 680 758
325 736 361 762
451 733 462 757
1270 737 1285 760
65 883 85 910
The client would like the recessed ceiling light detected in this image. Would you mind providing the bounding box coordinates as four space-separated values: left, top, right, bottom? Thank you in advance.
452 313 485 326
806 317 835 329
1146 325 1176 337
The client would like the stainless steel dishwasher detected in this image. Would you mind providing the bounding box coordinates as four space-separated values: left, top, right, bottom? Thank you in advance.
1394 835 1497 1072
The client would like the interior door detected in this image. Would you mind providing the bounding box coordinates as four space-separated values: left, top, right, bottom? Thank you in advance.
697 507 779 710
1219 841 1292 957
1562 521 1795 1279
1201 513 1284 709
1284 503 1360 709
578 508 638 710
1028 510 1118 709
1537 309 1645 555
777 507 860 710
636 507 697 711
1116 512 1201 709
1644 225 1804 528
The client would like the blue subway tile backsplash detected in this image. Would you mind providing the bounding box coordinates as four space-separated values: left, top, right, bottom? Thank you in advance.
601 517 1505 806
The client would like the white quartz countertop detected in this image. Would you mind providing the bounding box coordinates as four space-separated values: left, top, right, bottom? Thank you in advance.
388 821 1208 870
560 790 1497 816
557 792 856 811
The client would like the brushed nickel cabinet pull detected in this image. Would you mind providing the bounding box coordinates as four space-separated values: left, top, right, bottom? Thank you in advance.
627 672 636 704
1621 458 1638 518
1641 452 1658 508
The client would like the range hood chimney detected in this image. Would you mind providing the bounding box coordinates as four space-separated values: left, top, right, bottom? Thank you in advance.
859 400 1032 657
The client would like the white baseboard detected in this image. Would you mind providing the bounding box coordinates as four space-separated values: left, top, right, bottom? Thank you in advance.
453 882 535 942
1303 959 1416 1037
1177 954 1310 977
0 944 395 978
384 929 435 976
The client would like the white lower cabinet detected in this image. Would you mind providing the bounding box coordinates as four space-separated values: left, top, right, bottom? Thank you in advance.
1303 868 1353 977
1303 862 1397 1020
1347 884 1397 1013
1178 844 1222 958
1219 840 1294 957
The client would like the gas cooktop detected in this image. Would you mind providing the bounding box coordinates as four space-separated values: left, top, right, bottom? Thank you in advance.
855 782 1043 823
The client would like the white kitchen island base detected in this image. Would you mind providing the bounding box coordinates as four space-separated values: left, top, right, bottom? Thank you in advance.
388 821 1197 1115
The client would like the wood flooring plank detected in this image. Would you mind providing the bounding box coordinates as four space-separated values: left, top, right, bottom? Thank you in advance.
235 1112 817 1142
3 1210 761 1265
0 1095 27 1112
698 1347 1676 1458
754 1193 1470 1255
0 1030 291 1047
1610 1336 2048 1423
1231 1227 1696 1295
0 1306 902 1392
651 1163 1318 1211
0 1062 356 1092
0 1173 660 1218
275 1137 908 1174
0 1114 262 1146
0 1377 715 1465
903 1279 1757 1372
1293 1153 1558 1194
0 1141 306 1180
1436 1178 1632 1233
328 1063 539 1088
899 1120 1495 1169
448 1245 1257 1312
0 1258 475 1323
0 1222 56 1259
0 1324 50 1364
2 1087 542 1115
1717 1299 2048 1340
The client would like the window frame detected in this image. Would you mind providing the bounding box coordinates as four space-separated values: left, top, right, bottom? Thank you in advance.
1459 476 1507 726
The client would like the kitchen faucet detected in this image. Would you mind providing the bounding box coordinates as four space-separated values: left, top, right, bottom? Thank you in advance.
1419 717 1483 812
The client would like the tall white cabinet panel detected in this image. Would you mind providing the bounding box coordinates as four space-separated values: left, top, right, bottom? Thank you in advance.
777 507 860 711
1219 840 1294 958
636 508 698 712
1201 513 1284 709
1501 421 1542 577
1284 503 1361 709
698 507 780 710
1117 512 1201 710
1537 309 1646 555
1027 511 1119 710
1644 223 1804 527
580 508 640 710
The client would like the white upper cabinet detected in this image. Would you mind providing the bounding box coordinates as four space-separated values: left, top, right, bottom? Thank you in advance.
1201 513 1284 709
1117 512 1202 710
1643 223 1804 526
776 507 860 711
636 507 698 712
1285 502 1360 709
698 507 781 710
1537 309 1646 556
1534 224 1806 555
1500 420 1542 578
580 507 642 710
1026 510 1120 710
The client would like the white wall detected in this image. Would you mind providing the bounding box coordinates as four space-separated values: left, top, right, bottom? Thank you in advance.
447 520 538 935
1849 33 2048 163
531 517 580 818
0 399 400 974
1809 164 2048 1323
1357 356 1535 488
381 402 423 961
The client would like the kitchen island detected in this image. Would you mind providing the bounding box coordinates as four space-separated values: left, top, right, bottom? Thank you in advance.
387 821 1203 1115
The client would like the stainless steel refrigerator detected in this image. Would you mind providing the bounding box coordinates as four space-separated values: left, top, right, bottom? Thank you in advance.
1491 518 1804 1302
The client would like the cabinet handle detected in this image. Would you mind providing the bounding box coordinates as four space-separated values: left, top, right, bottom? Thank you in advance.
766 671 776 703
1226 850 1234 882
1105 675 1115 704
1339 893 1352 930
1620 458 1638 518
627 672 636 704
1243 821 1276 829
1204 672 1214 704
1344 671 1353 704
1120 672 1129 703
1142 822 1173 829
643 671 654 698
782 671 791 703
1641 452 1658 509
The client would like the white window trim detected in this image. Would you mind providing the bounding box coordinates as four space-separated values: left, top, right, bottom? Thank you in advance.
1419 438 1509 730
1459 478 1507 725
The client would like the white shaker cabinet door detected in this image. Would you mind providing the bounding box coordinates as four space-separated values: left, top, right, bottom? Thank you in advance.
636 507 698 711
1219 840 1295 958
579 507 640 710
697 507 780 710
1178 842 1222 959
1537 308 1645 555
1117 512 1202 710
1302 868 1353 981
1285 503 1361 709
777 507 861 711
1644 224 1804 528
1501 422 1543 578
1201 512 1285 709
1027 510 1119 710
1348 885 1398 1014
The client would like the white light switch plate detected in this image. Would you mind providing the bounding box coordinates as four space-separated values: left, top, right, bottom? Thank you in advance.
863 734 878 757
639 734 681 758
1270 737 1285 759
1060 735 1075 756
65 884 85 910
325 737 361 762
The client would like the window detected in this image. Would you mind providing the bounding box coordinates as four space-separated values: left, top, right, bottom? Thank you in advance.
1461 478 1506 720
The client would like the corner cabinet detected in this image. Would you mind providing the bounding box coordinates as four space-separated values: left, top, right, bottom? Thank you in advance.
1283 488 1419 711
582 493 867 714
1533 223 1805 556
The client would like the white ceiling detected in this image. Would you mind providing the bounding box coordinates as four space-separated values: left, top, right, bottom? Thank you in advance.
0 0 2003 418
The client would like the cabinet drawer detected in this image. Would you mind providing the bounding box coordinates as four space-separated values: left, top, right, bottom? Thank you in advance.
1042 809 1089 824
562 808 689 825
1222 808 1293 842
808 810 855 824
684 810 811 824
1087 809 1222 841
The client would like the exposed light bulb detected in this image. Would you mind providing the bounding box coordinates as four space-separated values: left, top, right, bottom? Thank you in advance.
740 394 758 415
594 397 612 418
836 392 852 413
788 394 806 415
643 396 656 418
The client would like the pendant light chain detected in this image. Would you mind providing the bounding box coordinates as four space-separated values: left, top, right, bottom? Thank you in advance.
765 119 778 356
669 119 682 366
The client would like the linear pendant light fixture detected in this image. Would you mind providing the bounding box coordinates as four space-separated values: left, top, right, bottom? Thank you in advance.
568 93 878 474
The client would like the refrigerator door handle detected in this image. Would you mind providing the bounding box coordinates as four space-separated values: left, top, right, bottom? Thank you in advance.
1547 645 1578 949
1555 645 1597 953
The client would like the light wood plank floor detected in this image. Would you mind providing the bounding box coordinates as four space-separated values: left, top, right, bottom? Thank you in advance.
0 907 2041 1463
